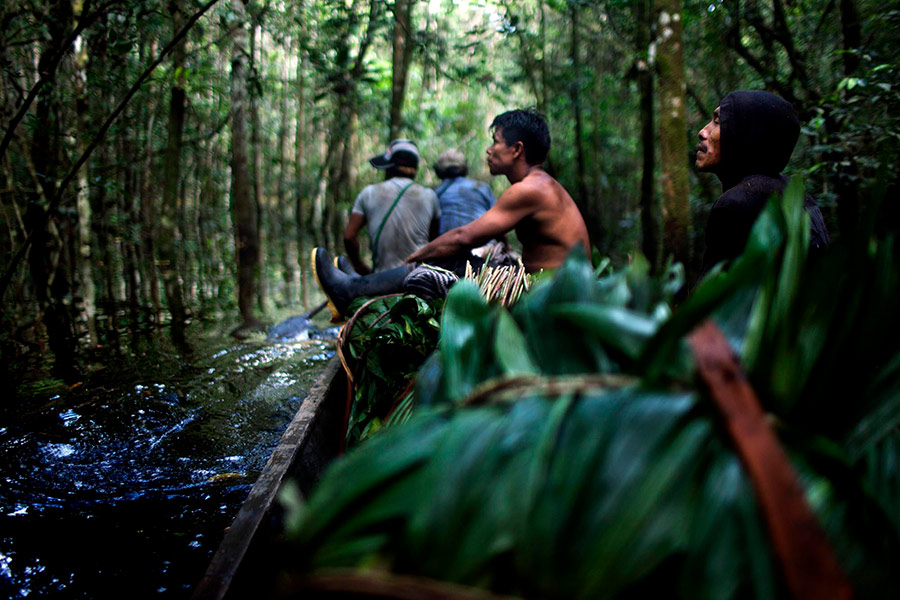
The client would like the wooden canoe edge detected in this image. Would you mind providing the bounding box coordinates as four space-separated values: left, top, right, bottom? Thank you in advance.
192 353 346 600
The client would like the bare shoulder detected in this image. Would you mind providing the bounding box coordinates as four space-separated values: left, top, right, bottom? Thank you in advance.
498 170 560 207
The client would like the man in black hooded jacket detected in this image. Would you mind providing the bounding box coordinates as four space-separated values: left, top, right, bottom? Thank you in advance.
696 90 829 273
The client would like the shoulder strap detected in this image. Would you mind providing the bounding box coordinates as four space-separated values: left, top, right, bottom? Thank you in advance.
435 179 452 199
372 181 414 262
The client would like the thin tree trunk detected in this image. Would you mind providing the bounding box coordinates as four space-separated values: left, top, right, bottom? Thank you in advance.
839 0 861 74
570 4 589 210
539 1 548 112
277 38 296 306
656 0 691 272
324 126 343 255
73 34 99 346
86 18 119 345
29 0 79 382
120 108 140 326
834 0 862 236
417 4 435 104
140 100 161 322
250 21 267 313
638 0 660 269
294 30 310 309
160 0 188 345
230 0 263 334
323 0 379 255
389 0 413 139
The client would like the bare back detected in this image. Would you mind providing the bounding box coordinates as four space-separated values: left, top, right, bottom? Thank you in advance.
506 170 590 271
405 167 591 272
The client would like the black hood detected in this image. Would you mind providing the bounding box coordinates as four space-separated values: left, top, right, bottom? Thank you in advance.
717 90 800 189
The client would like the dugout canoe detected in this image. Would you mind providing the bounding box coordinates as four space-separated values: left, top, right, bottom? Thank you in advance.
192 353 347 600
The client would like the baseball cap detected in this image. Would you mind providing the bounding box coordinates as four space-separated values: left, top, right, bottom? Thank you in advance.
369 139 420 169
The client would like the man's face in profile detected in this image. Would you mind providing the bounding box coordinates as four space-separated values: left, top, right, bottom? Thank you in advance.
696 106 722 171
486 128 517 176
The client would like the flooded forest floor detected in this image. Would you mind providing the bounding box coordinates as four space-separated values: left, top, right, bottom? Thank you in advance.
0 307 338 598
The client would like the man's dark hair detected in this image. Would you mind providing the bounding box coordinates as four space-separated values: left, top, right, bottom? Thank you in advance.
490 108 551 165
385 164 417 179
434 163 467 179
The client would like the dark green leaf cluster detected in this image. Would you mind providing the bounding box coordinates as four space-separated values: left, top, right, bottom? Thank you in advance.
282 180 900 597
415 250 682 409
342 295 442 447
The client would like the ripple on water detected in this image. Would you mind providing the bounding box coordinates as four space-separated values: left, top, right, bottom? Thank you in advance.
2 326 337 598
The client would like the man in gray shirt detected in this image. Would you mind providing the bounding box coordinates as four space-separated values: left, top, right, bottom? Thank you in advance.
343 139 441 274
313 109 590 322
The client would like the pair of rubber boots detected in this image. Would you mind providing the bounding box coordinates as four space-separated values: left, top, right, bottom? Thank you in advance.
312 248 411 321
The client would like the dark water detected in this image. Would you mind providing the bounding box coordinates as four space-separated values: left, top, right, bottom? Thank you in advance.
0 317 338 598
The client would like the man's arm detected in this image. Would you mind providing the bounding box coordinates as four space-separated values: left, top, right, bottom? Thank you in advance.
406 184 535 264
343 212 372 275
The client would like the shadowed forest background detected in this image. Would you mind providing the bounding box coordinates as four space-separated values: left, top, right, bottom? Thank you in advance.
2 0 898 392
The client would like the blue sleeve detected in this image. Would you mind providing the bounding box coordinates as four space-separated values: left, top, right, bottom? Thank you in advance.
478 182 496 209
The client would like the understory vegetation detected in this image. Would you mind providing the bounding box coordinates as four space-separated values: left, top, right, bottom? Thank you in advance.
279 181 900 598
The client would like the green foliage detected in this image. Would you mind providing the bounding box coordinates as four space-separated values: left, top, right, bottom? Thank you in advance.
281 182 900 597
342 295 442 446
5 0 900 391
416 247 682 409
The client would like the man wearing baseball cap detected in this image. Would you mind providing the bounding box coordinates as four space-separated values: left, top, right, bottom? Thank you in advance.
313 109 591 322
343 139 441 275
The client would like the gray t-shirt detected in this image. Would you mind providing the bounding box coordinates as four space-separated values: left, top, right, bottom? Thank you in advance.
351 177 441 271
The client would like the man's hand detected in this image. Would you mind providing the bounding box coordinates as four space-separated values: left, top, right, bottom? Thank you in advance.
405 244 434 265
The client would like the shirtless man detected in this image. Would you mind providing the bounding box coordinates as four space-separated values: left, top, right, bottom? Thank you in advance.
312 108 591 320
408 109 590 272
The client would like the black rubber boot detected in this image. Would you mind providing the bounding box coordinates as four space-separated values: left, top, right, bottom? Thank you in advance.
334 255 360 278
312 248 412 320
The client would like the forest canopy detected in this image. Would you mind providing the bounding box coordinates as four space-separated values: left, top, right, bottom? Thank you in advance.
1 0 898 387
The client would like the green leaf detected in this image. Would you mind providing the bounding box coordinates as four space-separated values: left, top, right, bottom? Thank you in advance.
552 303 658 362
493 309 539 376
439 281 501 402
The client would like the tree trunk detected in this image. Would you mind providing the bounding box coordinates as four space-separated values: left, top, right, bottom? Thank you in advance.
120 108 141 329
250 20 267 313
324 123 343 256
325 0 379 254
294 30 310 309
834 0 862 236
230 0 263 334
418 4 435 103
141 104 161 323
839 0 861 75
656 0 691 271
159 0 188 345
72 34 99 347
637 0 660 269
389 0 414 139
569 4 589 213
29 0 79 382
277 38 296 306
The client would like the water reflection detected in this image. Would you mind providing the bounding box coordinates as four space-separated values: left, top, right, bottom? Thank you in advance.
0 318 337 598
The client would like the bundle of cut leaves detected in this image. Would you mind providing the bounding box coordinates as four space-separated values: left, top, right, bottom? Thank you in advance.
281 179 900 599
338 260 537 446
338 294 442 447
